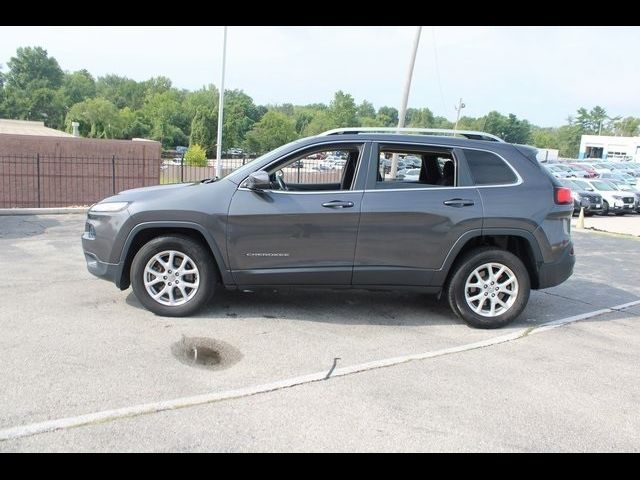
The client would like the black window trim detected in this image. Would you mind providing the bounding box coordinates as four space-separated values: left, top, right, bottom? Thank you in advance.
363 142 522 192
238 140 369 194
462 148 522 187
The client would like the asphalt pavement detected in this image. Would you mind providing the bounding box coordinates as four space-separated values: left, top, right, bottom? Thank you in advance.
0 214 638 452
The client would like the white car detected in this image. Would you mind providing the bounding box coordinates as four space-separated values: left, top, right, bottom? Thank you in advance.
397 168 421 182
572 179 635 215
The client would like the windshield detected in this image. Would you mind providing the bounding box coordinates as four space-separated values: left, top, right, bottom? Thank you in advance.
560 179 578 189
590 180 615 191
572 180 591 190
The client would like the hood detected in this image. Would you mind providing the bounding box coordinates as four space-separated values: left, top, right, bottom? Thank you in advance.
107 182 201 202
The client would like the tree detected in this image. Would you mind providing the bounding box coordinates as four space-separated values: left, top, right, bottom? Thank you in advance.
356 100 376 123
556 124 582 157
376 106 398 127
184 144 207 167
5 46 63 90
407 107 435 128
328 91 357 127
612 116 640 137
62 69 96 106
574 105 611 134
222 89 260 150
530 128 559 149
2 47 65 126
96 74 146 110
244 110 297 154
65 97 124 138
190 107 217 157
302 110 337 136
141 90 188 147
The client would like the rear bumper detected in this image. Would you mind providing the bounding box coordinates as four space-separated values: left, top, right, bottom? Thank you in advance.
537 242 575 289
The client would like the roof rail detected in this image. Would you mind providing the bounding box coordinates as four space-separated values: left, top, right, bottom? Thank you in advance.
319 127 505 143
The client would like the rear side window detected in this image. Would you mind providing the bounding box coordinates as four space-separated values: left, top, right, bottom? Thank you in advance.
465 149 518 186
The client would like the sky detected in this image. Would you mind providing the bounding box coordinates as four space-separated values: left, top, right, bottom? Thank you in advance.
0 26 638 127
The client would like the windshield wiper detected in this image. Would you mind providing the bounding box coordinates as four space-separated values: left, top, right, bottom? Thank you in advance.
200 177 218 184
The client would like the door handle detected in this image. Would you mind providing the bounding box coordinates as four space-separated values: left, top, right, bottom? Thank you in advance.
322 200 354 209
443 198 475 207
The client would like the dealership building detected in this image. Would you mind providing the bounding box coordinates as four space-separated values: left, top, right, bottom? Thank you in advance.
579 134 640 161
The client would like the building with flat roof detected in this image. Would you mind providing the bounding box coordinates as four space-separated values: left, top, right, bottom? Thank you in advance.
579 134 640 161
0 119 74 137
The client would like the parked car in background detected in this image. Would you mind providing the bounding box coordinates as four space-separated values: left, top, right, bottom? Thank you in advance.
599 171 637 187
396 168 421 181
572 179 635 215
604 180 640 213
544 164 573 179
581 162 612 175
569 163 598 178
559 179 603 216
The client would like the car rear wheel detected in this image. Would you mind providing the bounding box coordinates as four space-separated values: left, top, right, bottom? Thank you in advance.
131 235 216 317
446 248 530 329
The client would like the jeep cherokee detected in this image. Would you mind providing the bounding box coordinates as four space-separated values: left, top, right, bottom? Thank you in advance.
82 128 575 328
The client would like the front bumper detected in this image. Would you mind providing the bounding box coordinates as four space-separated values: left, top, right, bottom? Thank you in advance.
537 242 575 289
83 250 125 288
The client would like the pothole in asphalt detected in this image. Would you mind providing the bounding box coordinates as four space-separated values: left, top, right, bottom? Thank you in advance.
171 336 242 370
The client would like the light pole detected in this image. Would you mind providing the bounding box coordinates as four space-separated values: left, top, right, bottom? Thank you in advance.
390 26 422 180
215 26 228 179
453 98 465 131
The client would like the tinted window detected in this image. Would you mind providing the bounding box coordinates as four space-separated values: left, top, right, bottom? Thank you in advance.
375 146 456 189
465 150 517 186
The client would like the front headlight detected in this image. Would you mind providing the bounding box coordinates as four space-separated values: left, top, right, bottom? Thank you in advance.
612 195 622 200
89 201 130 213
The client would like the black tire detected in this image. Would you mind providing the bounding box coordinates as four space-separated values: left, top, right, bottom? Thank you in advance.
131 235 216 317
601 200 609 215
585 212 594 217
446 247 531 329
614 212 625 216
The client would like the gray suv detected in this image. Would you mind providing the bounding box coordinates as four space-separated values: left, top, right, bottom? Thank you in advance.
82 128 575 328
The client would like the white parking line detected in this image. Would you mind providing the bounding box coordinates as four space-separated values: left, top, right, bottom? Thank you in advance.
1 299 639 443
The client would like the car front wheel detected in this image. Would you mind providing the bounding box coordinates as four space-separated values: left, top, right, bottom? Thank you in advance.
446 248 530 329
131 235 216 317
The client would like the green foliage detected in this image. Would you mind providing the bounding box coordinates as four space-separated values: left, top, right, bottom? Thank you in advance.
65 97 124 138
407 108 434 127
356 100 376 122
376 106 398 127
184 144 207 167
2 47 66 127
63 70 96 106
244 110 297 154
190 107 217 157
96 74 146 110
5 46 63 90
329 90 357 127
612 116 640 137
302 110 337 136
3 45 640 162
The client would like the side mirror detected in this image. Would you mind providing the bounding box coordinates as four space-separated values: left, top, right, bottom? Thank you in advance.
244 171 271 190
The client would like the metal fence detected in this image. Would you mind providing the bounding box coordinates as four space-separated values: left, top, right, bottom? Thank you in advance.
0 155 161 208
0 154 347 208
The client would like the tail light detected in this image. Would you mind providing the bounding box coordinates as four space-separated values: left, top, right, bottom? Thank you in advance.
555 187 573 205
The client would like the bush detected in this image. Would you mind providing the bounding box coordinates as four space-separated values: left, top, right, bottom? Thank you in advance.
184 144 207 167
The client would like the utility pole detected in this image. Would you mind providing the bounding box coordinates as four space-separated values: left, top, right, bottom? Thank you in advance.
453 98 465 131
215 26 228 179
390 26 422 180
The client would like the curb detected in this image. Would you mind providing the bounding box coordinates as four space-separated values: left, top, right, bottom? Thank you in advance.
0 207 89 216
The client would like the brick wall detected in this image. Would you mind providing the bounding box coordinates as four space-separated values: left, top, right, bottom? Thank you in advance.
0 134 161 208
